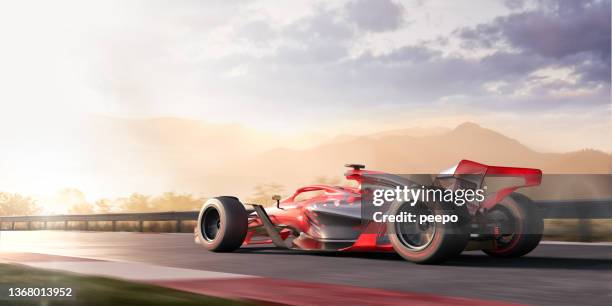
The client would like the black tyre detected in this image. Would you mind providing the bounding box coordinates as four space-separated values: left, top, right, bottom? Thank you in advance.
387 193 470 264
482 193 543 258
196 196 248 252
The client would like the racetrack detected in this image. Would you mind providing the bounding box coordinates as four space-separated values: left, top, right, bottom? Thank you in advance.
1 231 610 305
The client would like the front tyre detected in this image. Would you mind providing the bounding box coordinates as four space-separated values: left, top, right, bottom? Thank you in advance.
482 193 543 258
196 196 248 252
387 197 470 264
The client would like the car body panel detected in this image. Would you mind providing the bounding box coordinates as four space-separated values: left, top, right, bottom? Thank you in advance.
239 160 542 252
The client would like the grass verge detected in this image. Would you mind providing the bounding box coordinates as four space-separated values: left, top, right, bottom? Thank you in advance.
0 263 255 306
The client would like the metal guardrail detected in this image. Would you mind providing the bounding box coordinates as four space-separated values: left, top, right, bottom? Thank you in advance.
0 199 610 232
0 211 199 232
537 199 612 219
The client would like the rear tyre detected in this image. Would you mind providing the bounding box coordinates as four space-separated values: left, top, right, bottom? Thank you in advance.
196 196 248 252
482 193 543 258
387 193 470 264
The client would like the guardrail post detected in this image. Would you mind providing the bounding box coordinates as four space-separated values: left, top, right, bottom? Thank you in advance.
84 221 89 231
112 221 117 232
11 222 15 230
139 220 144 232
64 220 68 230
27 221 31 230
44 221 47 230
176 220 182 233
578 219 592 242
577 204 592 242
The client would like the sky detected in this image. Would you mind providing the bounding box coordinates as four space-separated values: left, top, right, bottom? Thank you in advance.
0 0 610 208
0 0 610 150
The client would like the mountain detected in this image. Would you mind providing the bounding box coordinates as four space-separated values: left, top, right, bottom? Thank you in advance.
542 149 612 174
320 127 450 146
369 126 450 138
29 117 609 199
246 123 612 175
242 122 611 187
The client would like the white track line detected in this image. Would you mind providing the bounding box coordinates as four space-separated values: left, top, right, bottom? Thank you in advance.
21 260 256 281
541 240 612 246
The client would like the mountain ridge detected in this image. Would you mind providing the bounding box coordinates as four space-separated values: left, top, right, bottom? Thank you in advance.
54 116 610 198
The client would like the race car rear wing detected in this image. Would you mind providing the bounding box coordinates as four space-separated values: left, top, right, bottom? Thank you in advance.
344 160 542 212
436 159 542 211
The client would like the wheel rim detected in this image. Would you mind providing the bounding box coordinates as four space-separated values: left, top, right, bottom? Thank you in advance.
202 207 221 241
395 204 436 251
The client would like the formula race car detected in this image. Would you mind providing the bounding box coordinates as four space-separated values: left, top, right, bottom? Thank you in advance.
195 160 544 264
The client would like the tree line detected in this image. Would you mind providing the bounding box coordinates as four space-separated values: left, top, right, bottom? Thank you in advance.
0 176 343 216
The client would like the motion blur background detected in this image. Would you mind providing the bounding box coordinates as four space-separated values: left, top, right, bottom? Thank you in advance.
0 0 610 223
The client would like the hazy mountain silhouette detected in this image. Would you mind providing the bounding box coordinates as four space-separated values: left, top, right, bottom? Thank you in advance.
77 117 610 197
244 122 610 180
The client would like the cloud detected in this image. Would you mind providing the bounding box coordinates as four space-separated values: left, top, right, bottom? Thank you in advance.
504 0 527 10
3 0 606 149
372 46 442 63
458 0 611 82
236 20 277 46
185 0 609 120
230 7 358 64
345 0 405 32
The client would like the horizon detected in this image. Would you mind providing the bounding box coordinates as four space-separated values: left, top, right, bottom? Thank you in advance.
2 118 610 214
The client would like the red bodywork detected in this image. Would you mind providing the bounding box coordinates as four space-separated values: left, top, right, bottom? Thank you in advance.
243 160 542 252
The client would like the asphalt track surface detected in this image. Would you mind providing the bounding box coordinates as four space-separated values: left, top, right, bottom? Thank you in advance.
1 231 611 305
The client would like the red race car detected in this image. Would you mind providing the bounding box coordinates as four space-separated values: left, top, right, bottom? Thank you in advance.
195 160 543 264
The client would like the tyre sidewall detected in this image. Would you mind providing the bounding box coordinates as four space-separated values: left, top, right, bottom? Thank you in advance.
196 197 247 252
387 198 469 264
483 193 543 257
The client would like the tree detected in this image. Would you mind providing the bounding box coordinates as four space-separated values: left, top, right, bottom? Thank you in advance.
246 183 285 206
94 199 114 213
56 188 95 214
150 192 204 211
314 175 358 188
312 176 342 185
68 202 95 214
118 193 152 212
0 192 40 216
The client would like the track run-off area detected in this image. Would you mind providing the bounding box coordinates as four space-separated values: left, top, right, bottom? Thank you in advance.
0 231 610 305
